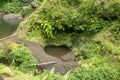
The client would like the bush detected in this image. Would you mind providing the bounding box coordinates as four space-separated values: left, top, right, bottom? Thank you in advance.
68 59 120 80
0 44 38 73
0 0 34 15
74 41 106 60
69 66 120 80
96 1 120 21
21 0 119 40
1 3 21 14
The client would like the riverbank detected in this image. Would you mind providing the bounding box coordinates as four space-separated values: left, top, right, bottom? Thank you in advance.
0 33 79 74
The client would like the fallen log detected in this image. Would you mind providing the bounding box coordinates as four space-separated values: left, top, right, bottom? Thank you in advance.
36 61 56 66
21 61 56 67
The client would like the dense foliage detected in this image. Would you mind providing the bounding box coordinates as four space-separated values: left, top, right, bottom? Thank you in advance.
69 60 120 80
0 0 32 13
0 42 38 73
0 0 120 79
0 0 43 16
22 0 120 38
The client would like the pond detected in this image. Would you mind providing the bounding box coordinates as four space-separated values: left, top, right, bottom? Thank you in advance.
44 45 70 59
0 14 20 38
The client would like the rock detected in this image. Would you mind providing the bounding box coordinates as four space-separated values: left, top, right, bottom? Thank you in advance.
0 75 4 80
3 14 23 20
22 5 31 10
63 61 79 72
61 52 75 61
3 14 23 23
0 11 5 16
0 35 79 75
31 2 39 8
0 12 4 16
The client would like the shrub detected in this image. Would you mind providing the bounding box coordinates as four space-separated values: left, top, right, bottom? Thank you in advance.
0 44 38 73
0 0 34 15
22 0 119 40
1 3 21 14
68 59 120 80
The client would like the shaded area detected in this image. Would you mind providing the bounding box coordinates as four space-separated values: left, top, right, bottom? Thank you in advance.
44 45 70 59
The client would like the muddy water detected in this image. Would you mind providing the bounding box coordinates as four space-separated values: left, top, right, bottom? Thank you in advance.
0 14 20 38
44 45 70 59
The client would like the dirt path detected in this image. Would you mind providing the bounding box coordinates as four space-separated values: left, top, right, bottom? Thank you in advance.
0 34 79 74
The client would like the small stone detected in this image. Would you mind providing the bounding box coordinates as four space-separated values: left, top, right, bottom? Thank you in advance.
61 52 75 61
22 5 31 10
3 14 23 20
3 14 23 23
31 2 39 8
0 75 4 80
0 12 4 16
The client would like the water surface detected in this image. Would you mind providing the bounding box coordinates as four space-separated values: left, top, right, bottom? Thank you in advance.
0 14 20 38
45 45 70 59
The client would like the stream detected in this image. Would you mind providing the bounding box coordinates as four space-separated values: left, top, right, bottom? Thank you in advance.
0 14 20 38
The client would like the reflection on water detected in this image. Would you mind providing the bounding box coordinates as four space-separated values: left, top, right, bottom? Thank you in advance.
45 45 70 59
0 14 20 38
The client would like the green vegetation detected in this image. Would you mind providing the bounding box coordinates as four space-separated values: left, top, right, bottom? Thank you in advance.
17 0 120 79
18 0 120 45
0 63 62 80
68 59 120 80
0 0 42 16
0 42 38 73
0 0 32 12
0 0 120 79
